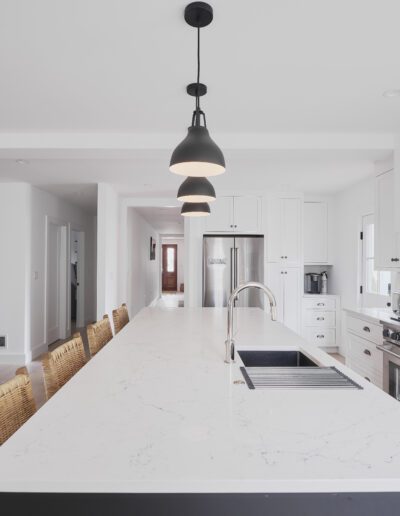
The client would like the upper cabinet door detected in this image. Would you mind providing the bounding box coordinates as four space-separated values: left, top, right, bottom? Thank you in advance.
281 198 302 267
304 202 328 264
233 197 260 233
375 169 398 269
205 197 234 232
266 196 283 262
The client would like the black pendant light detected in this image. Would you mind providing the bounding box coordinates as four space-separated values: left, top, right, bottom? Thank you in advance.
177 177 216 203
181 202 211 217
170 2 225 179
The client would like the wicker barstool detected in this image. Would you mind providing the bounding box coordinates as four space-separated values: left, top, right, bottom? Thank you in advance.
42 333 87 399
0 367 37 445
87 314 113 357
112 303 130 334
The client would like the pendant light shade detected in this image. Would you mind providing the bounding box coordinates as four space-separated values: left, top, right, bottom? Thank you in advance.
177 176 216 203
170 126 225 177
181 202 210 217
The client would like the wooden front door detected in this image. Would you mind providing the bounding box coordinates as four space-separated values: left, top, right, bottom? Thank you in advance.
162 244 178 292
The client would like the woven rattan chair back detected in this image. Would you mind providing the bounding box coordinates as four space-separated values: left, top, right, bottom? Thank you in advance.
42 333 86 399
0 367 37 445
112 303 130 334
87 315 113 357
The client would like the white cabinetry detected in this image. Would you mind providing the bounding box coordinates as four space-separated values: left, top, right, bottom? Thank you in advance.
375 169 400 269
346 314 383 389
304 202 328 264
302 295 339 350
266 196 302 267
205 196 261 233
266 264 301 334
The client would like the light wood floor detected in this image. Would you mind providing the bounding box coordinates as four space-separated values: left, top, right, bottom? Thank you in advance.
0 327 90 409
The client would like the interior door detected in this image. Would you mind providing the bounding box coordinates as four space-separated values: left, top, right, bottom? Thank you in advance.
162 244 178 292
203 236 235 307
235 236 264 307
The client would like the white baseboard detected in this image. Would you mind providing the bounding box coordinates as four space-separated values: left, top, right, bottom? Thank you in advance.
0 352 27 365
149 296 161 307
30 342 48 361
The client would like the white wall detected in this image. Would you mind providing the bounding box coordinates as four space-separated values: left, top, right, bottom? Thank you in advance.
0 184 31 363
161 237 185 291
330 176 375 310
126 208 160 318
97 183 119 320
30 186 97 359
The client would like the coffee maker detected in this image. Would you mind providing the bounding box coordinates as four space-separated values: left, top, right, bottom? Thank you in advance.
305 273 322 294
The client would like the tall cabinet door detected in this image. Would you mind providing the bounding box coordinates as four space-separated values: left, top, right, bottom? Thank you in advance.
233 197 260 233
282 268 301 333
281 198 302 267
205 197 234 232
235 236 264 308
265 263 284 323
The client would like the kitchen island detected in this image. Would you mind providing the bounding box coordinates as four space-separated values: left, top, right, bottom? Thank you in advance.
1 307 400 515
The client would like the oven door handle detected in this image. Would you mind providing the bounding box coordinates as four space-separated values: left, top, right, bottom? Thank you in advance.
376 344 400 359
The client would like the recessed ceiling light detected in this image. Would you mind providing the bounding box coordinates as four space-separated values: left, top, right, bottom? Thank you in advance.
383 89 400 98
16 159 29 165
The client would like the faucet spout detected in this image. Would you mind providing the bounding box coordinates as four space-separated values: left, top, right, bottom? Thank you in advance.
225 281 277 364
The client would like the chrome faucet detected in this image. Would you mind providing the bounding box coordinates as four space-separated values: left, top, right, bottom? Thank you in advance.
225 281 277 364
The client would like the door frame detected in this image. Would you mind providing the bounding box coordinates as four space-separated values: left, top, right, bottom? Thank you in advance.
162 244 178 292
44 216 69 344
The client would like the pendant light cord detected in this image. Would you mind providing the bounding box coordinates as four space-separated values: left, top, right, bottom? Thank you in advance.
196 27 200 112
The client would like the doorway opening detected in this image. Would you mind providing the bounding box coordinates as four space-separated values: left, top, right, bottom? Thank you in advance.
162 244 178 292
70 229 85 333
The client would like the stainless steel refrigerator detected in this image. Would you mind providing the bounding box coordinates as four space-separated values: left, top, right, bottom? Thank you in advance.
203 235 264 308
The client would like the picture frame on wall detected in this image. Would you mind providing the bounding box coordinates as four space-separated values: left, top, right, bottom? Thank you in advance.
150 237 156 260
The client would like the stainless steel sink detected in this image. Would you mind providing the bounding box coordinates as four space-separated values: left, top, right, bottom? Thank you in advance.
238 350 363 390
238 350 318 368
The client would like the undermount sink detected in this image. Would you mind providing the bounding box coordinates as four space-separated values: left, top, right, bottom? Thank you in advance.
238 350 318 368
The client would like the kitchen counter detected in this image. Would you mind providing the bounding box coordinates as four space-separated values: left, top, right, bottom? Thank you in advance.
344 306 398 326
1 307 400 512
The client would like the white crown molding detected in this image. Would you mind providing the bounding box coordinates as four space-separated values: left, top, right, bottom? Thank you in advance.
0 132 396 154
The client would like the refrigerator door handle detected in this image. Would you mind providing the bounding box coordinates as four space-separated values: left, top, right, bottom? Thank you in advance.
230 247 235 294
234 247 238 289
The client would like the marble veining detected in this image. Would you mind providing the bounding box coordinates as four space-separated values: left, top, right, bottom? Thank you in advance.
0 307 400 493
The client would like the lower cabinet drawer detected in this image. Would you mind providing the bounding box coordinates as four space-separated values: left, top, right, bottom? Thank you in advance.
304 310 335 327
306 328 336 347
346 315 382 344
349 361 383 389
348 333 383 376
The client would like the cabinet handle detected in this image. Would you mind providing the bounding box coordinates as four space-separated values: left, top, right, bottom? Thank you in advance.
281 256 284 259
234 225 237 228
364 377 371 382
317 317 325 321
363 349 371 356
363 326 370 332
317 302 325 306
392 258 400 262
316 334 325 339
285 256 288 259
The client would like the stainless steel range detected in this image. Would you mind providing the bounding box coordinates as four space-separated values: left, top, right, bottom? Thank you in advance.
377 321 400 400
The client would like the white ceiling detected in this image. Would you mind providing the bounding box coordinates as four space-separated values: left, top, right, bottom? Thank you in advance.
1 0 400 132
134 206 183 235
0 1 398 210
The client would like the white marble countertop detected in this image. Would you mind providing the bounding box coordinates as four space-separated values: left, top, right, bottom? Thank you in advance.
1 307 400 494
343 306 399 326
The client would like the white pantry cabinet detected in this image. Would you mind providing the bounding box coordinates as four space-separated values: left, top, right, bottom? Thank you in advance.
375 168 400 269
205 196 261 233
304 202 328 264
266 263 301 334
266 196 302 267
